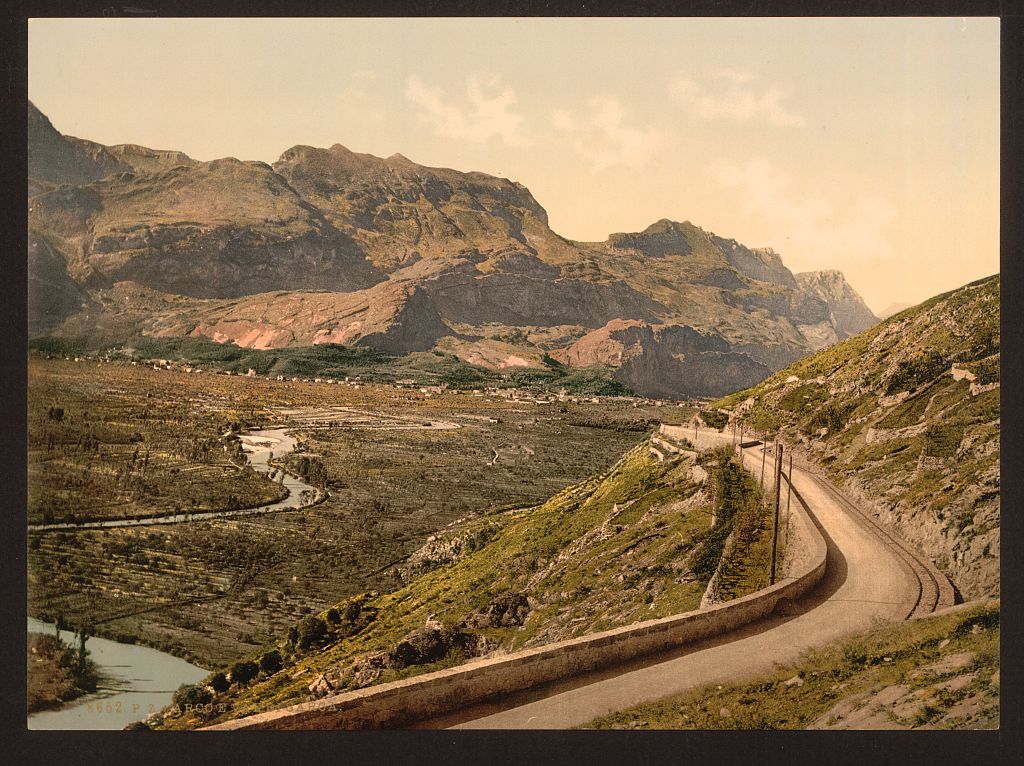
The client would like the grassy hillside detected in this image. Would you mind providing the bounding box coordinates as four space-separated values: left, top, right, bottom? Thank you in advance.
583 600 999 730
151 442 772 729
714 275 999 598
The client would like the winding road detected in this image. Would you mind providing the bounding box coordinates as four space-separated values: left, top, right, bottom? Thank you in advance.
416 426 951 729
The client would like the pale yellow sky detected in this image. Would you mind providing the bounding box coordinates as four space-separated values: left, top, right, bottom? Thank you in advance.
28 17 999 313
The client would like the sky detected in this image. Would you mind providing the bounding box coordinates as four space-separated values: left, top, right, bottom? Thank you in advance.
28 17 999 314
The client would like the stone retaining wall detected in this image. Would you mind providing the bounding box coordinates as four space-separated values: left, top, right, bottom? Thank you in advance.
205 464 827 731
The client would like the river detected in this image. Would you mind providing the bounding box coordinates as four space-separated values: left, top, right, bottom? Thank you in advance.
27 616 208 730
27 428 314 728
28 427 321 531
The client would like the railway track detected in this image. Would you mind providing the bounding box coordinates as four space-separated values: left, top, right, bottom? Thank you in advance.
786 456 956 618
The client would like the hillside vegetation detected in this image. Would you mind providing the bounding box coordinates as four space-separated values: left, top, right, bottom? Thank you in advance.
716 275 999 598
584 600 999 730
152 442 772 729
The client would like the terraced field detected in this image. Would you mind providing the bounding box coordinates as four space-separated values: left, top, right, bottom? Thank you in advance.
28 357 687 668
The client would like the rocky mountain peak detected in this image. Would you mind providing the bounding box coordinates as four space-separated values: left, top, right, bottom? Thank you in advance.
605 218 698 257
27 103 882 399
795 270 878 340
28 101 128 186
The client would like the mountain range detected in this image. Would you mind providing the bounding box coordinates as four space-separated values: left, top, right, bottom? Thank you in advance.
28 102 878 398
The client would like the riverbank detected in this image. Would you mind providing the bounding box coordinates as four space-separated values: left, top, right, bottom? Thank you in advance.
27 631 100 713
27 617 207 730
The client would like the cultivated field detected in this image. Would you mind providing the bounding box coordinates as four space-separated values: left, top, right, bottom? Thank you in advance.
28 357 689 667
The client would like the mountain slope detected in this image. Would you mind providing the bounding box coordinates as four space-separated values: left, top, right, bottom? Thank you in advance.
715 275 999 598
27 105 880 398
794 270 879 348
28 102 127 187
272 144 557 273
151 442 773 729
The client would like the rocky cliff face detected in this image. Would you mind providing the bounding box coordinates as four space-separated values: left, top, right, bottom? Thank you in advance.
555 319 770 399
272 144 554 273
28 102 128 186
795 270 879 344
27 104 879 399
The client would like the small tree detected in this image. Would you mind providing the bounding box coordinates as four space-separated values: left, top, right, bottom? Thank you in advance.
259 649 282 675
343 601 361 624
230 660 259 686
287 625 299 647
296 616 327 650
173 683 212 710
210 672 230 694
75 626 92 673
325 607 341 625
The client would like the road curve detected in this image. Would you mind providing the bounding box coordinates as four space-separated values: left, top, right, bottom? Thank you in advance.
426 428 928 729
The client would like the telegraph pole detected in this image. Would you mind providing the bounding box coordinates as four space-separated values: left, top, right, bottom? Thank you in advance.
770 443 784 584
760 433 768 489
784 452 793 552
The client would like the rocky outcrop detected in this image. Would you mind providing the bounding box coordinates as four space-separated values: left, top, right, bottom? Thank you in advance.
187 281 451 355
28 102 128 186
795 270 879 341
556 320 769 399
417 263 664 328
29 155 385 299
28 234 88 335
273 143 552 272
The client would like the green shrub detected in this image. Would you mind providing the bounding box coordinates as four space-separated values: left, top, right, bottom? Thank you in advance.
259 649 282 675
700 410 729 431
209 672 229 694
296 616 328 650
924 424 963 457
230 660 259 686
885 350 948 394
173 683 212 710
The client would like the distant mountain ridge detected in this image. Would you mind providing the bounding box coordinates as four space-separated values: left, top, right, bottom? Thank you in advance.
27 102 879 398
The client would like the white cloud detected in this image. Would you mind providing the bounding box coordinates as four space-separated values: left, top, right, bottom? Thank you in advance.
714 155 895 264
552 95 664 172
670 70 805 127
405 74 531 147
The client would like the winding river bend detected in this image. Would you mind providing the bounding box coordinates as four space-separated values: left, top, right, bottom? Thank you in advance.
27 616 207 730
27 428 315 727
28 427 322 532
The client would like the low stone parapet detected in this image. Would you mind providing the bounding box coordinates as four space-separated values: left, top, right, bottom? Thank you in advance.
204 459 827 731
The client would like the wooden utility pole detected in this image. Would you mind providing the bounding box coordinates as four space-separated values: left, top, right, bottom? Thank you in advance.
760 433 768 489
784 452 793 552
770 443 784 584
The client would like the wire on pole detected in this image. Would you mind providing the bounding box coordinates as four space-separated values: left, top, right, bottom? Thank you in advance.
770 442 783 585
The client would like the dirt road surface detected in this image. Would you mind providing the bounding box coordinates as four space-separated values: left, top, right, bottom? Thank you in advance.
423 427 923 729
